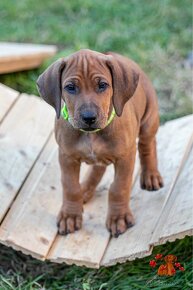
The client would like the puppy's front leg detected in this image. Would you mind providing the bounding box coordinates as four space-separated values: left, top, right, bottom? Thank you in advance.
57 149 83 235
106 150 136 237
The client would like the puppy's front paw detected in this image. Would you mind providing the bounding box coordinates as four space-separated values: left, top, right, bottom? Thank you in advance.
57 210 82 235
140 170 163 191
106 211 135 238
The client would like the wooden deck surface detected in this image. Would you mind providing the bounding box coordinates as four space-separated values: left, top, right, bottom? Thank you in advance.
0 83 192 268
0 42 57 73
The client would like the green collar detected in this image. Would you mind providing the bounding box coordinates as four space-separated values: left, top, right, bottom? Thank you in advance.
61 103 116 133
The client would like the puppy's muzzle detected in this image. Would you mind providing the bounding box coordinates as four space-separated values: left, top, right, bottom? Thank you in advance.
78 103 101 131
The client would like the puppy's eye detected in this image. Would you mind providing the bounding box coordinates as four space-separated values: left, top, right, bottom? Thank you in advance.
64 84 76 94
98 82 109 92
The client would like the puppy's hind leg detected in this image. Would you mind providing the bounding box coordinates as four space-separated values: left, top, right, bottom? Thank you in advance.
81 165 106 203
139 118 164 191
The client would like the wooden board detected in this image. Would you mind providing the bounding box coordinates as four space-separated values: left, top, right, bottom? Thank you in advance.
0 92 54 222
150 140 193 245
0 42 57 73
0 134 59 259
0 84 192 268
101 115 193 266
0 83 20 123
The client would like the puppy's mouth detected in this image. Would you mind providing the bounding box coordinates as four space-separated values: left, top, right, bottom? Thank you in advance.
80 126 100 132
78 120 102 131
71 117 107 132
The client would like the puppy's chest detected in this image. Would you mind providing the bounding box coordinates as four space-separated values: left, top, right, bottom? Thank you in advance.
76 134 114 165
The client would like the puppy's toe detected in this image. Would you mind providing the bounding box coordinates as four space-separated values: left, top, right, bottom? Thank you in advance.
106 211 135 238
57 210 82 235
125 212 135 228
140 170 163 191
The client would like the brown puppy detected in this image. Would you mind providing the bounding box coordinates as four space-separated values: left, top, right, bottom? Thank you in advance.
37 49 163 237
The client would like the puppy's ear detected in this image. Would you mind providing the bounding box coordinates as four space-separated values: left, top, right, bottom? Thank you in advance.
106 55 139 116
36 58 66 118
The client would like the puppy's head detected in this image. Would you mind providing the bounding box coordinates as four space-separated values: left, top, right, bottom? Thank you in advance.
37 49 139 131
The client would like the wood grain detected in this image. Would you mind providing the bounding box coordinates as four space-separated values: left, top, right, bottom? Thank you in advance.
0 94 54 222
151 139 193 245
0 83 20 123
0 135 58 259
0 42 57 73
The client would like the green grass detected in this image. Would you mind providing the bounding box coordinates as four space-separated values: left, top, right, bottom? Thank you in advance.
0 0 191 57
0 0 192 289
0 0 192 118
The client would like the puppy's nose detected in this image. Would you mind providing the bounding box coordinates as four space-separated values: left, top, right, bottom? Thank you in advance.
81 111 97 125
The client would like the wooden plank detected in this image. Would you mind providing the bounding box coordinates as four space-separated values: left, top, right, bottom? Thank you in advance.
151 141 193 245
0 42 57 73
101 115 193 266
0 134 59 259
0 83 20 123
0 93 54 222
